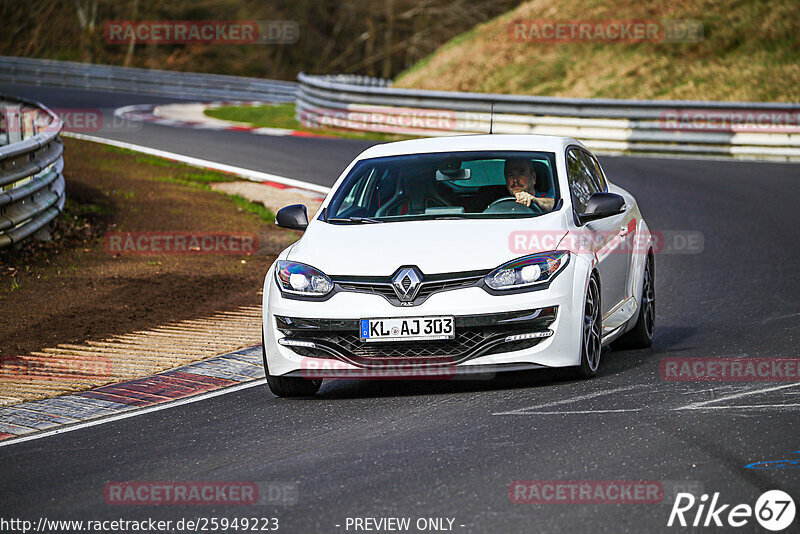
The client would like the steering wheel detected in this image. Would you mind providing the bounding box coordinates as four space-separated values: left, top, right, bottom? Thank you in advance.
483 196 542 214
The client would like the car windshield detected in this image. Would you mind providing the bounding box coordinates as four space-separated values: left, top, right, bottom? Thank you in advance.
325 150 560 222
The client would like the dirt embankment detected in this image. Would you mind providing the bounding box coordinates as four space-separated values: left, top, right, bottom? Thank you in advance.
0 138 298 360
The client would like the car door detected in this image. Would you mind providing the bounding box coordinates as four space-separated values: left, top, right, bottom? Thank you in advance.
566 147 630 318
582 150 637 311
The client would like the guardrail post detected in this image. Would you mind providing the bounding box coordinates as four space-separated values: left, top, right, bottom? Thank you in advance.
5 104 22 144
0 101 7 146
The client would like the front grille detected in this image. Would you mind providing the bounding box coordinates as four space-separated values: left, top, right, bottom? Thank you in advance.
416 278 481 299
308 328 487 359
287 336 541 361
337 282 396 299
276 307 557 366
283 324 547 363
331 269 487 306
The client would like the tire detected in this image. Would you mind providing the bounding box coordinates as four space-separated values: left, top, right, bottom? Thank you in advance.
612 254 655 350
261 329 322 397
575 274 602 378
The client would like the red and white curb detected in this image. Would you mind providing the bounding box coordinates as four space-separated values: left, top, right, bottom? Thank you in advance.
114 100 328 138
0 346 266 447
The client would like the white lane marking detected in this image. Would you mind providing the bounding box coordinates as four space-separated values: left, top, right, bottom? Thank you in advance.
0 379 265 448
507 408 643 415
675 382 800 410
62 132 332 195
679 403 800 411
760 311 800 324
493 384 644 415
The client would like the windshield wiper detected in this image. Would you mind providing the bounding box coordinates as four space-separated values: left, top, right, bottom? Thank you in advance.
327 217 384 224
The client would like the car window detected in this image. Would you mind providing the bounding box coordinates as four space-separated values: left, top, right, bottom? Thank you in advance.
579 151 607 192
326 150 560 222
455 158 554 192
338 167 378 212
566 147 600 213
455 159 503 186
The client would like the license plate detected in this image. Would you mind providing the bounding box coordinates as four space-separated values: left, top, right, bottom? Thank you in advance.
359 316 455 342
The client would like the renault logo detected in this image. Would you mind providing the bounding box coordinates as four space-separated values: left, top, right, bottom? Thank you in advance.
391 267 422 302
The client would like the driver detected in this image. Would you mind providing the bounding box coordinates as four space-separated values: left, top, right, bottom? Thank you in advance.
504 158 554 212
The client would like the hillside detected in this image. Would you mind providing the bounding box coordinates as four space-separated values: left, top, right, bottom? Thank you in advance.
394 0 800 102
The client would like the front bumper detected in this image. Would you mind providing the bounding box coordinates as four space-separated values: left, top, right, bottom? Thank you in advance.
263 258 587 377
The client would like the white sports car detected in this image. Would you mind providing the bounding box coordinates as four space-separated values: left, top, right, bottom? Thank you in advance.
262 135 655 396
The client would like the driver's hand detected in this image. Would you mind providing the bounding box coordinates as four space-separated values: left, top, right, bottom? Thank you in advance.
514 191 535 206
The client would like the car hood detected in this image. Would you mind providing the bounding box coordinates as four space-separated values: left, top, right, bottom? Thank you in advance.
287 211 569 276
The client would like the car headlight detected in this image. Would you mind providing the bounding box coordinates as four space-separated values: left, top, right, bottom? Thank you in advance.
275 260 334 296
485 251 570 291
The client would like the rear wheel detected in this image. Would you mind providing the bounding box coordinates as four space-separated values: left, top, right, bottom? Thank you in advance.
262 329 322 397
611 255 655 350
575 275 602 378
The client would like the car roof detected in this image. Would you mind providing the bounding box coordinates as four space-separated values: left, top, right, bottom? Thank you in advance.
355 134 585 160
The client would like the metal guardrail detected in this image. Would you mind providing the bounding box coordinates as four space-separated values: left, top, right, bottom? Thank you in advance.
297 73 800 161
0 95 65 249
2 57 796 160
0 56 297 102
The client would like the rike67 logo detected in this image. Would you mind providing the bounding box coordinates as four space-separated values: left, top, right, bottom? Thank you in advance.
668 490 796 531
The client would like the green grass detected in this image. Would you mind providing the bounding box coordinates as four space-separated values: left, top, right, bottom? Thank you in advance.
205 103 416 142
229 194 275 222
207 103 302 130
64 197 113 217
100 145 275 222
148 175 275 222
102 146 239 183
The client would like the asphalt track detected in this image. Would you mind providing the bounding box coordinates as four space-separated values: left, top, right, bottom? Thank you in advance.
1 83 799 533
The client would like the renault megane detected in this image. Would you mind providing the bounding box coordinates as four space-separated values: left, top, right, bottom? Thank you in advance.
262 135 655 396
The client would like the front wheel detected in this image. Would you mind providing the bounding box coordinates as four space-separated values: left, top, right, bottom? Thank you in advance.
262 328 322 397
575 275 602 378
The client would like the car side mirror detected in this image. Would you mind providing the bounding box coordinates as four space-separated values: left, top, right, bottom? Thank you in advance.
577 192 625 224
275 204 309 231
